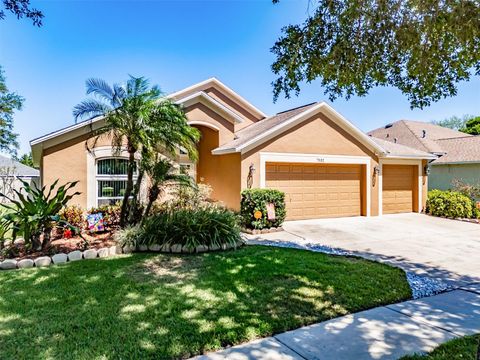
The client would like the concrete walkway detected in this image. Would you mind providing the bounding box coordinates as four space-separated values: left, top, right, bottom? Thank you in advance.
193 285 480 360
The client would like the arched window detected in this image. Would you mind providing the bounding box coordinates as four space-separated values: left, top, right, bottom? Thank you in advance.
96 158 134 206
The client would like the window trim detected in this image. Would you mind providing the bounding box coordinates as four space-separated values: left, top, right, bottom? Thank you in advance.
96 157 133 206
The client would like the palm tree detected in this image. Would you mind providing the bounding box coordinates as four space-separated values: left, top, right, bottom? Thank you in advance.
142 156 194 218
73 76 200 227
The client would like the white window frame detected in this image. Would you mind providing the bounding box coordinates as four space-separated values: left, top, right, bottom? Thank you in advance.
96 157 133 206
86 146 141 208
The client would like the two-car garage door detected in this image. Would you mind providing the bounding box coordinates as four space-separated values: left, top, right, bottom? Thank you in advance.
265 162 363 220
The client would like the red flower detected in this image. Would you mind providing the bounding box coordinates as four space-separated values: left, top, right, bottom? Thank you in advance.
63 228 73 239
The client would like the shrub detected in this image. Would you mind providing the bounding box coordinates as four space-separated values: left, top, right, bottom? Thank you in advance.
240 189 286 229
87 203 121 230
114 224 142 247
426 190 478 219
0 179 80 251
59 205 85 231
133 207 241 250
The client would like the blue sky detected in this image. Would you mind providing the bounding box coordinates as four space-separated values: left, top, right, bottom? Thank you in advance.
1 0 479 155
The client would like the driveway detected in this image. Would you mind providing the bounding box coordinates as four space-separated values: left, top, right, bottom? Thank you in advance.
249 213 480 286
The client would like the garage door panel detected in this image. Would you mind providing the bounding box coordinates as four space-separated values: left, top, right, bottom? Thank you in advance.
382 165 415 214
266 162 362 220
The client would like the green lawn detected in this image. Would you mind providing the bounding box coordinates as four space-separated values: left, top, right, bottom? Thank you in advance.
0 245 411 359
401 335 480 360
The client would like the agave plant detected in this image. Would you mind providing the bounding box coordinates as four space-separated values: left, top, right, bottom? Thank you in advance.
0 179 80 251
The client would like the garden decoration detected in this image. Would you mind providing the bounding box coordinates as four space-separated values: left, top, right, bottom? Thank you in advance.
87 213 105 232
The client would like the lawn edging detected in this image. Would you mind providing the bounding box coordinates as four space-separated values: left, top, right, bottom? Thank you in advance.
0 240 246 271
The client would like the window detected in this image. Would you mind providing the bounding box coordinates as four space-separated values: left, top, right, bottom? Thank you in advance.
96 158 134 206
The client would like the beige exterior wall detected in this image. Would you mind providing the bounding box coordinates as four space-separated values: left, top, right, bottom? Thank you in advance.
193 125 241 210
42 133 122 209
240 112 382 216
184 103 236 145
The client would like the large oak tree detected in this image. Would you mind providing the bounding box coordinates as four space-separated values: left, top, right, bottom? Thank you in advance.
271 0 480 108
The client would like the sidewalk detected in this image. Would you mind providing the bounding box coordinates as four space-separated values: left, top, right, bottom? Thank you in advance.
193 284 480 360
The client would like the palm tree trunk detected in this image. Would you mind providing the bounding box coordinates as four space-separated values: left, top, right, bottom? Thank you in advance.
128 169 145 224
143 184 160 219
120 148 136 227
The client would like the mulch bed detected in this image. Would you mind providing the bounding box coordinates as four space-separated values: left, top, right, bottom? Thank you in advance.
0 231 116 261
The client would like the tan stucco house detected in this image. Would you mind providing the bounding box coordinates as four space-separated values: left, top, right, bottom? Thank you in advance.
31 78 435 220
368 120 480 192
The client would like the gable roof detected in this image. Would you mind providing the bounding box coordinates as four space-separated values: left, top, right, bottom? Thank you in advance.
432 136 480 164
370 137 436 159
0 155 39 177
214 102 421 157
168 77 266 119
368 120 472 154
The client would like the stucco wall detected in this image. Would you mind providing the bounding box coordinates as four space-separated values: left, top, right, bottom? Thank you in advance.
42 133 118 208
429 163 480 190
241 112 381 216
194 125 241 210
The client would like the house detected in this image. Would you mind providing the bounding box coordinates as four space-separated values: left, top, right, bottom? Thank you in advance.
0 154 39 202
30 78 435 220
368 120 480 191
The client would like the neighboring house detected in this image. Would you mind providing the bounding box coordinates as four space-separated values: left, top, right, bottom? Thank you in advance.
0 154 40 203
30 78 434 220
368 120 480 191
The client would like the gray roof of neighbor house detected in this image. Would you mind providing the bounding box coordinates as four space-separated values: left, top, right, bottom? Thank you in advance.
0 155 39 177
367 120 472 154
213 102 319 153
432 136 480 164
370 137 435 158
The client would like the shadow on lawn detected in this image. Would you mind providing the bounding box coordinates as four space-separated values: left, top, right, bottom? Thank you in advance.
0 246 411 359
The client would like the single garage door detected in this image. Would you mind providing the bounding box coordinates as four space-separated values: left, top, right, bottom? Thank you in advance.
266 162 362 220
382 165 417 214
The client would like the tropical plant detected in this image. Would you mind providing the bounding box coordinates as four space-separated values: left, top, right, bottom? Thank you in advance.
59 205 85 231
132 207 241 250
141 156 194 219
73 76 200 227
0 179 80 250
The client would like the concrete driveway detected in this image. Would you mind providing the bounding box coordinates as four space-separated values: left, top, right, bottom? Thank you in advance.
251 213 480 286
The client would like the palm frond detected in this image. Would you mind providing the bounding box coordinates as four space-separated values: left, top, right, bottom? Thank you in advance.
85 78 116 104
72 99 112 122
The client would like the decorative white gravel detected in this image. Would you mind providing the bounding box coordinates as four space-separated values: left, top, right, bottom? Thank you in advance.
247 239 451 299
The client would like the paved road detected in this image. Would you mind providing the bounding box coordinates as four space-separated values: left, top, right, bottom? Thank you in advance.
193 285 480 360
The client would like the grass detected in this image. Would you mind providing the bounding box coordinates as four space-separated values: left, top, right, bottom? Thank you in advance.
401 334 480 359
0 245 411 359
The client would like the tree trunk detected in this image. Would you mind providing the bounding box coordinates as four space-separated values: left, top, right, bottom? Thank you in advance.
120 147 136 228
31 233 42 251
41 228 52 251
128 169 145 224
143 184 160 219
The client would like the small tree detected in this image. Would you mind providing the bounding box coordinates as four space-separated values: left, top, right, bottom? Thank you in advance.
73 76 200 227
460 116 480 135
141 156 194 219
1 179 80 251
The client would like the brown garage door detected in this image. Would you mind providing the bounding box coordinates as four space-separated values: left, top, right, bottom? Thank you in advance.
266 162 362 220
382 165 417 214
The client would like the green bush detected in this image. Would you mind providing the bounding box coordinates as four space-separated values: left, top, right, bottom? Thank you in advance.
59 205 85 231
129 207 241 250
426 190 478 219
240 189 286 229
